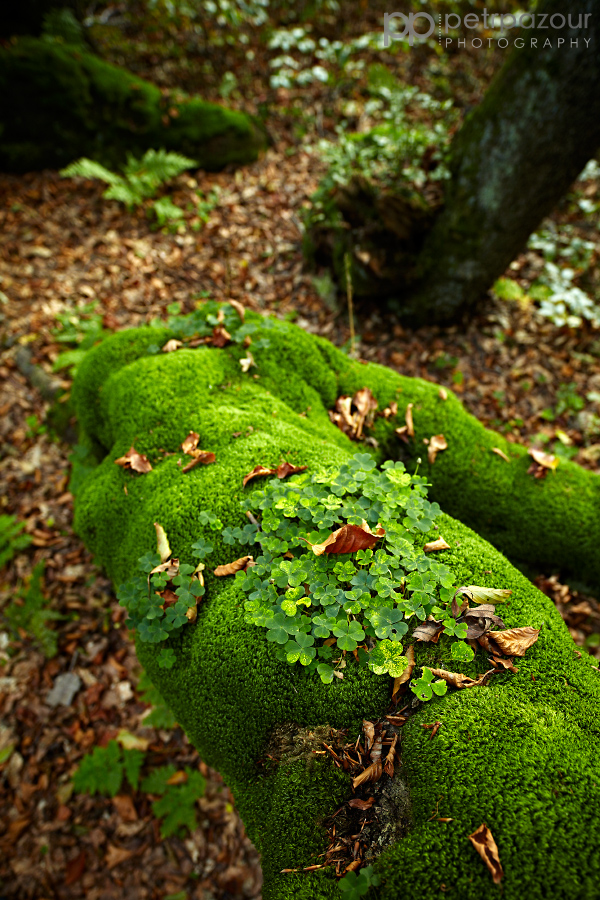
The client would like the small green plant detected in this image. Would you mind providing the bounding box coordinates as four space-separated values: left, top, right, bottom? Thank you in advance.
3 563 63 658
555 382 584 416
338 864 380 899
60 149 197 226
138 671 177 729
0 514 32 569
73 740 145 797
51 301 104 374
141 765 206 837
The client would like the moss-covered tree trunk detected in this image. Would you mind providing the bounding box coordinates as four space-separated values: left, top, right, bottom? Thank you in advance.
402 0 600 324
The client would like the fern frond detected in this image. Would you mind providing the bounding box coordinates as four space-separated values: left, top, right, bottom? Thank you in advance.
124 148 197 183
60 157 123 186
103 183 144 208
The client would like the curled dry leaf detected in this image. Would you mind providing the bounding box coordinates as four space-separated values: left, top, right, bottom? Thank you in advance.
428 434 448 464
492 447 510 463
243 465 276 487
423 537 451 552
211 325 232 348
161 338 182 353
461 605 506 640
362 720 375 752
413 620 444 643
381 401 398 419
114 446 152 474
348 797 375 811
429 668 495 690
490 655 519 673
276 462 308 479
329 387 378 441
392 643 415 699
214 556 254 577
182 451 216 473
154 523 171 563
488 626 540 657
304 521 385 556
240 350 256 373
352 759 382 790
385 715 407 726
227 299 245 322
405 403 414 437
354 387 378 420
438 387 448 400
150 559 179 579
458 585 512 605
181 431 200 455
528 447 559 471
468 823 503 884
383 733 398 777
395 425 409 443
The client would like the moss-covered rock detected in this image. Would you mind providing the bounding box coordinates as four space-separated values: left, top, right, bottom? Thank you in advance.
0 37 267 173
72 311 600 899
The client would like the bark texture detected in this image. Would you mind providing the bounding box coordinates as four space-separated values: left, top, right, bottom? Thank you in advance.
405 0 600 324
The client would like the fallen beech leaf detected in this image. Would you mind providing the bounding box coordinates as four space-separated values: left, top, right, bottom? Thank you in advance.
385 715 407 726
492 447 510 462
430 667 495 689
392 643 415 699
114 446 152 474
149 559 179 578
488 626 540 657
211 325 231 348
240 351 256 372
305 521 385 556
65 850 86 885
405 402 414 437
395 425 409 443
105 844 134 870
528 447 559 471
438 387 448 400
181 431 200 454
381 401 398 419
468 823 503 884
353 387 378 419
423 537 450 552
214 556 254 576
228 299 245 321
154 523 171 563
490 655 519 673
161 339 182 353
159 588 179 608
384 732 398 777
276 462 308 479
413 620 444 643
116 729 149 751
352 759 383 789
112 795 138 822
362 720 375 752
182 451 215 473
348 796 375 810
459 585 512 605
428 434 447 464
186 605 197 623
243 464 276 487
461 605 506 640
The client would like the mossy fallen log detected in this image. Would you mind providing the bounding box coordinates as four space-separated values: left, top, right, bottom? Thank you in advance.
72 309 600 899
0 37 267 173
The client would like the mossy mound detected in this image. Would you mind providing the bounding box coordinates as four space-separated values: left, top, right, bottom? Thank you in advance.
0 37 267 172
72 311 600 899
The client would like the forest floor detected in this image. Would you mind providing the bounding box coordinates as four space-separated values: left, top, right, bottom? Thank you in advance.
1 4 600 899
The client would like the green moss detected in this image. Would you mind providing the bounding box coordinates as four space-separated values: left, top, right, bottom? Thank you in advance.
72 311 600 899
0 37 267 172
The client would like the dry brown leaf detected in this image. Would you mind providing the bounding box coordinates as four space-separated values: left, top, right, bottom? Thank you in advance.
413 620 444 643
488 626 540 657
528 447 559 471
468 823 503 884
490 655 519 673
491 447 510 463
438 387 448 400
392 643 415 699
181 431 200 455
381 401 398 419
428 434 448 464
214 556 254 576
243 464 276 487
329 388 378 440
423 537 451 552
114 446 152 474
353 387 378 420
161 339 182 353
105 843 134 869
240 350 256 372
112 795 138 822
385 715 407 726
276 462 308 479
154 523 171 563
461 605 506 640
352 759 382 789
211 325 232 348
395 425 409 443
149 559 179 578
430 668 495 690
405 402 414 437
166 770 188 786
383 733 398 777
182 451 216 473
228 299 245 321
305 521 385 556
348 797 375 810
362 720 375 752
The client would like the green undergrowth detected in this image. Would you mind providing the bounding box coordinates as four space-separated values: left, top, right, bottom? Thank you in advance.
0 37 267 172
71 306 600 899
